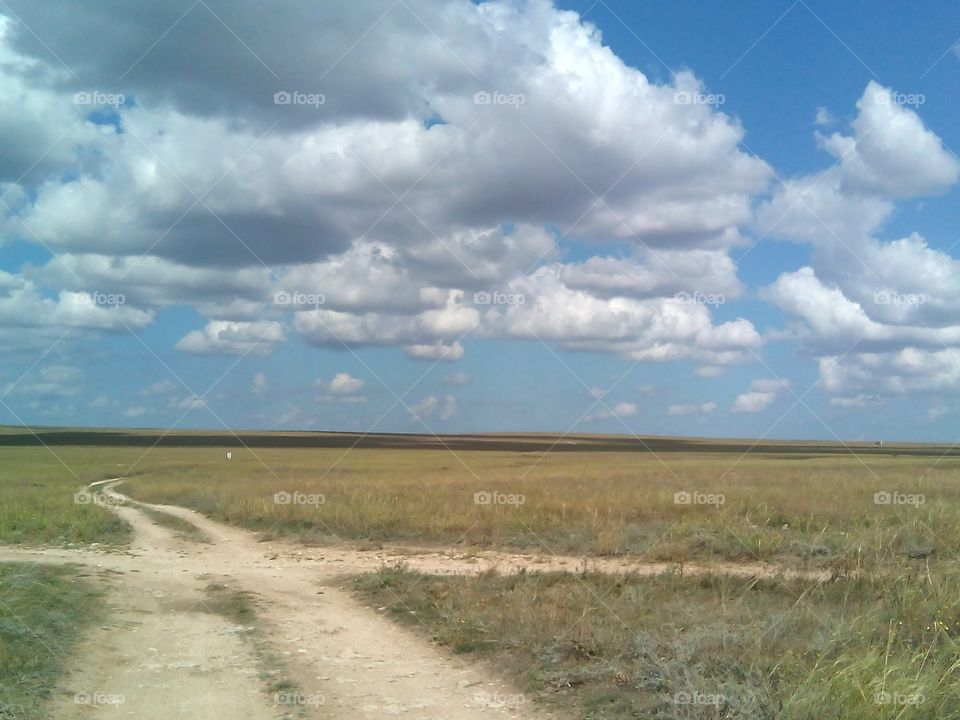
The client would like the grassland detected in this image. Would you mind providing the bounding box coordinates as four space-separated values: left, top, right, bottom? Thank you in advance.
2 428 959 718
355 565 960 719
0 563 106 719
0 446 134 546
111 443 960 571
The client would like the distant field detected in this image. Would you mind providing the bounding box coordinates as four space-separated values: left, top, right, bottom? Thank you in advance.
99 435 960 571
1 424 957 455
1 429 957 572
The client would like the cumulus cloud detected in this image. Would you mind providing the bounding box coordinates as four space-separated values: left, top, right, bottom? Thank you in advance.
327 372 364 395
585 401 637 422
175 321 285 355
731 378 790 414
758 83 960 401
0 0 771 375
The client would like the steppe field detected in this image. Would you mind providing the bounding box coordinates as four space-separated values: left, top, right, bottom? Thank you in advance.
2 427 959 719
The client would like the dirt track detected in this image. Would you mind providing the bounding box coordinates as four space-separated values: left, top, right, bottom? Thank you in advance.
0 481 829 718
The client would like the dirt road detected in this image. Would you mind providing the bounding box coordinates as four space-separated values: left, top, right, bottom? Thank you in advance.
1 483 568 719
0 481 829 718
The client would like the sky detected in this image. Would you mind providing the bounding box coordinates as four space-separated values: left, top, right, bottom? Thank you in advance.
0 0 958 441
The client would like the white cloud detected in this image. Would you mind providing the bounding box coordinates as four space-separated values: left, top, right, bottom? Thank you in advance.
440 395 459 421
405 341 465 362
327 372 364 395
252 372 268 394
585 402 638 422
668 402 717 416
409 395 440 420
141 380 178 396
731 378 791 414
176 321 285 356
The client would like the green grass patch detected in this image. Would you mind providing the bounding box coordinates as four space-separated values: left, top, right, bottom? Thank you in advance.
0 447 134 546
0 563 106 719
138 506 210 543
353 565 960 719
200 581 304 706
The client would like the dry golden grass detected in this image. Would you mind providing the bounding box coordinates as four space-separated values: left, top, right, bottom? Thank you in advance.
120 445 960 569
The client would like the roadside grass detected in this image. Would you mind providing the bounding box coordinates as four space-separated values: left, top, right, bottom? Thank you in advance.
201 581 310 717
0 563 106 719
0 447 135 546
123 446 960 569
138 506 210 543
353 564 960 719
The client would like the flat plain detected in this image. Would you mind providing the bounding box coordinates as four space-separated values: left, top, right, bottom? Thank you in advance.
1 427 958 718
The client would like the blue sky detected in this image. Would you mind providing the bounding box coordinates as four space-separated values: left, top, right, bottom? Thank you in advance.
0 0 958 440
